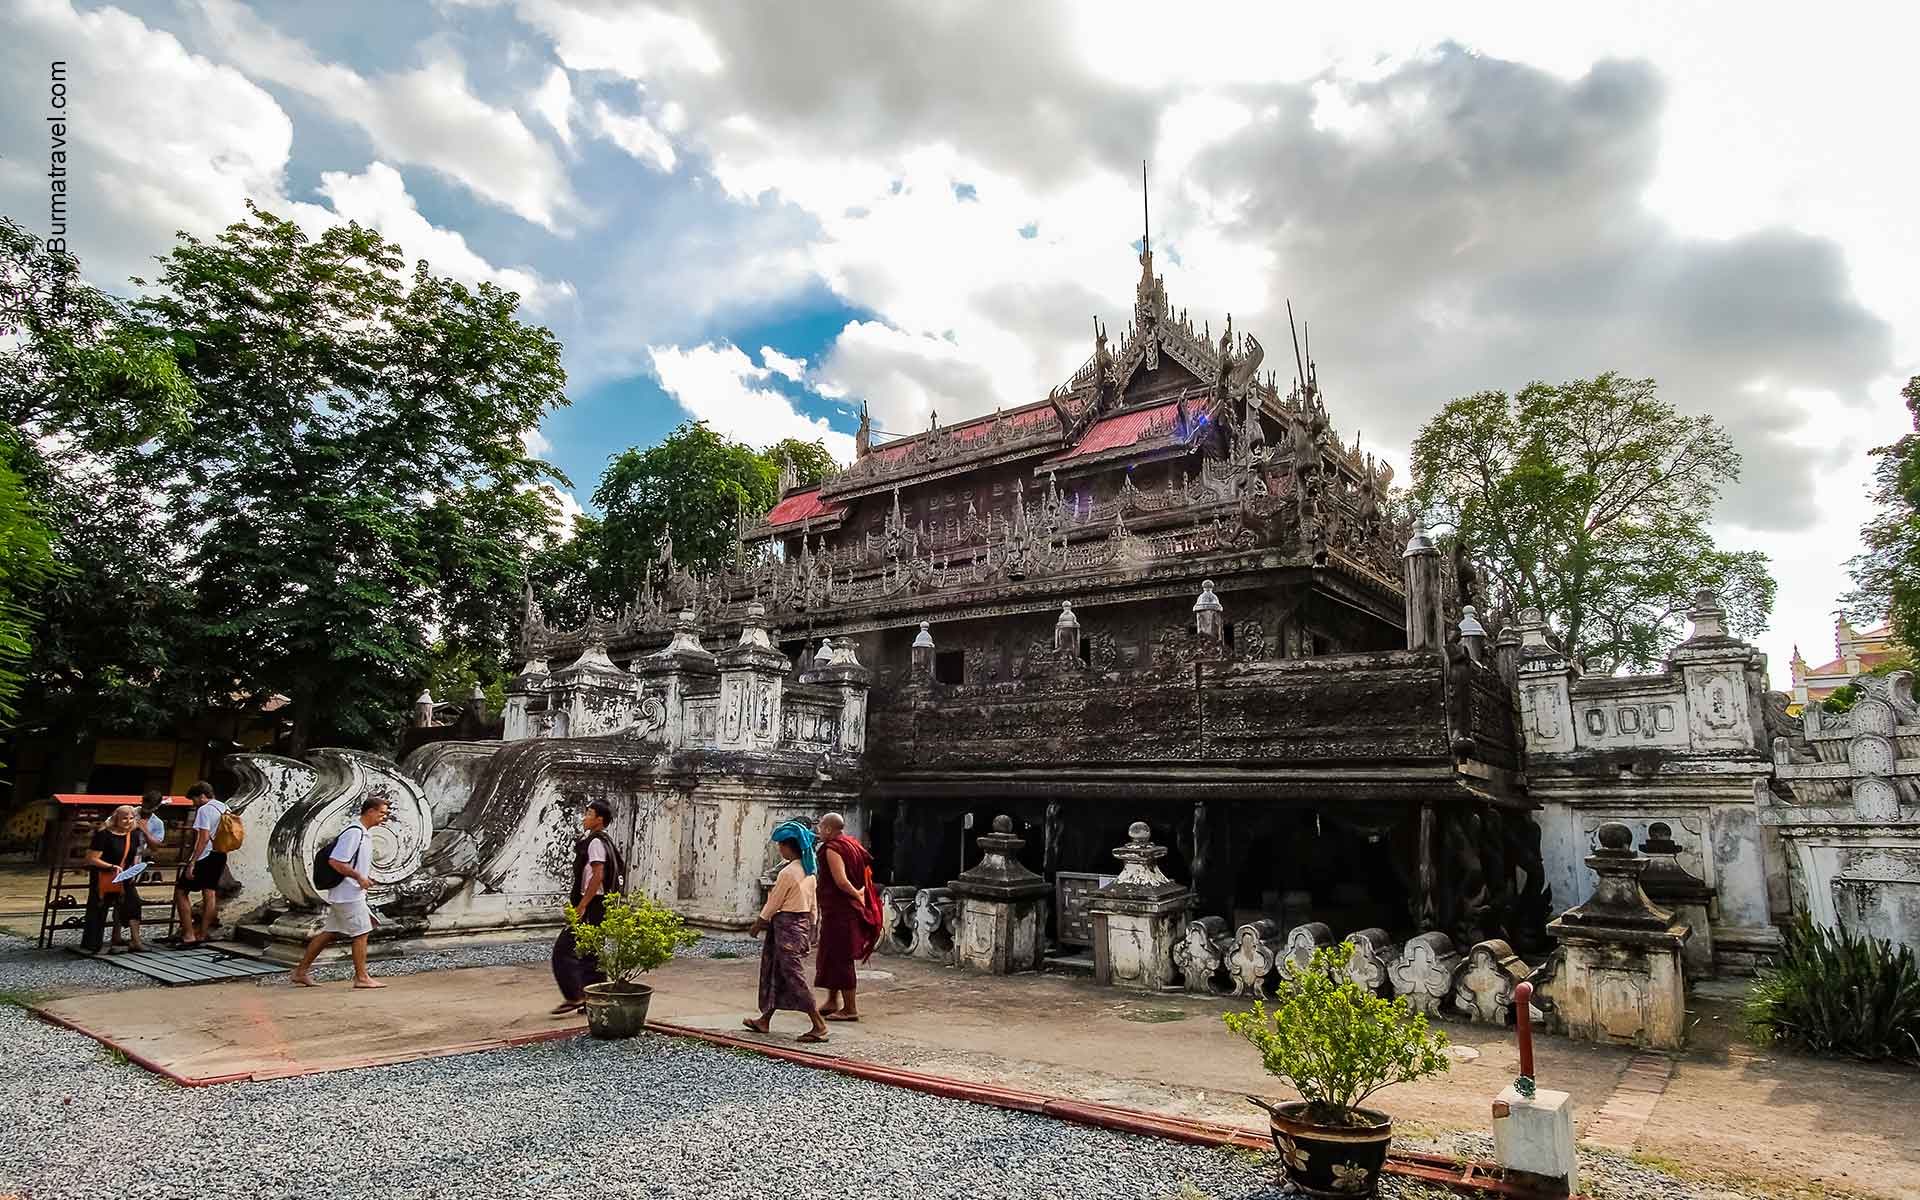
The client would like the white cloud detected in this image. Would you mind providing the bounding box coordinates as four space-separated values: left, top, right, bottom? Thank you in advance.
649 343 855 460
590 100 676 171
529 65 575 147
760 346 806 382
0 0 292 290
194 0 576 230
510 0 722 76
297 163 576 312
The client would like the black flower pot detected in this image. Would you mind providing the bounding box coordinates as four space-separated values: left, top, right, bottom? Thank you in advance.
583 981 653 1039
1264 1100 1394 1197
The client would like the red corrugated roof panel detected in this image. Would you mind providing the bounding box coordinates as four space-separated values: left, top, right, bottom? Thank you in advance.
762 488 844 528
1046 402 1180 463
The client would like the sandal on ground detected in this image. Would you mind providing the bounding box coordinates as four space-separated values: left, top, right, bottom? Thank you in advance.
741 1018 770 1034
551 1001 583 1016
824 1013 860 1022
818 1004 842 1016
797 1030 830 1044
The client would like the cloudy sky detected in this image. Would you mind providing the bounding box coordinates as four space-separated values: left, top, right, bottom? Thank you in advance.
4 0 1915 679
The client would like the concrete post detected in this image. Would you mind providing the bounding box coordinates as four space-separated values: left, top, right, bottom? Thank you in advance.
948 816 1050 974
1402 534 1446 652
639 609 716 749
1087 822 1191 991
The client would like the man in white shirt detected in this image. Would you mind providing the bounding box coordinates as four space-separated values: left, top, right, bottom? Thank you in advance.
289 795 390 989
170 782 228 947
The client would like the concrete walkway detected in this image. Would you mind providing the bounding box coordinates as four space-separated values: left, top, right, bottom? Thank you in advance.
35 952 1920 1200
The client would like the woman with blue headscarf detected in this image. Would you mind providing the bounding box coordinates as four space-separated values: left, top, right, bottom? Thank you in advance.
743 819 830 1043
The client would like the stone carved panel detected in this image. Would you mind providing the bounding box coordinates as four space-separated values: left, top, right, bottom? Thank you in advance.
879 885 918 956
1454 938 1530 1025
911 887 958 963
1344 927 1400 996
1389 931 1463 1016
1280 921 1335 981
1173 915 1233 995
1228 919 1281 997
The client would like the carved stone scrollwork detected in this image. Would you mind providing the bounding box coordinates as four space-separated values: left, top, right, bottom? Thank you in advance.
1389 931 1463 1016
1228 919 1282 997
1174 915 1234 995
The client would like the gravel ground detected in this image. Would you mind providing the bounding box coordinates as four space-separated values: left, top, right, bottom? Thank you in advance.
0 999 1292 1200
0 935 1751 1200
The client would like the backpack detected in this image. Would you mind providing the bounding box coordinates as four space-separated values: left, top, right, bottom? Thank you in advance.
312 826 360 891
211 808 245 853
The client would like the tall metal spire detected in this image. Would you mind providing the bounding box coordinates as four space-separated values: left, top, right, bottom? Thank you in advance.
1141 159 1150 258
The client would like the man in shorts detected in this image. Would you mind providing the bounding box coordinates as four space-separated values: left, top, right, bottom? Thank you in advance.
289 795 389 989
171 782 227 946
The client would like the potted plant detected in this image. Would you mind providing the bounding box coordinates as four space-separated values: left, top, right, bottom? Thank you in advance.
567 891 699 1039
1224 942 1451 1197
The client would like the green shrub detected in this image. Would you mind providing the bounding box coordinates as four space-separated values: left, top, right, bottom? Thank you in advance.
1223 942 1451 1125
1745 915 1920 1063
565 892 700 986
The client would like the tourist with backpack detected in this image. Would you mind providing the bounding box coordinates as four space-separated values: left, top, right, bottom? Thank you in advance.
171 781 240 947
289 794 391 989
550 798 624 1015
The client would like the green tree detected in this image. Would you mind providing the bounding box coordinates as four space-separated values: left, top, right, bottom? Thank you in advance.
1844 377 1920 651
528 512 618 630
766 437 836 489
135 204 569 755
0 441 62 730
593 421 779 591
1411 372 1775 670
0 219 201 772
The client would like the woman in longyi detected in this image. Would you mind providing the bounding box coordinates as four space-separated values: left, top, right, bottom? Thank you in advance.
742 820 831 1044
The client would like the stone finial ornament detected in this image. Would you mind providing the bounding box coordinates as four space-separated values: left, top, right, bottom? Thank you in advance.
1389 931 1463 1016
1107 821 1177 893
1685 589 1727 640
912 621 935 649
814 638 834 664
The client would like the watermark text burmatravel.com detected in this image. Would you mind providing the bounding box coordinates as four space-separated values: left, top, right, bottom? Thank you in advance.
49 61 69 252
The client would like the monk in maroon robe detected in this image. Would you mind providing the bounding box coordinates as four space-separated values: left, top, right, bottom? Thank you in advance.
813 812 881 1020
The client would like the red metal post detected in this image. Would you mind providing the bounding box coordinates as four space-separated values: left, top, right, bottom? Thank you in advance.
1512 979 1535 1080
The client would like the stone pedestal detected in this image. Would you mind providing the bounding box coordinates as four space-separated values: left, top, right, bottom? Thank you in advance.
948 816 1050 974
1493 1085 1578 1197
1547 822 1692 1049
1088 822 1190 991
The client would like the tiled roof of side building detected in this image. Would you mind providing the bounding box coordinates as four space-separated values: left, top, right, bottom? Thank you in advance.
1043 401 1181 464
1803 647 1909 679
761 487 844 528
